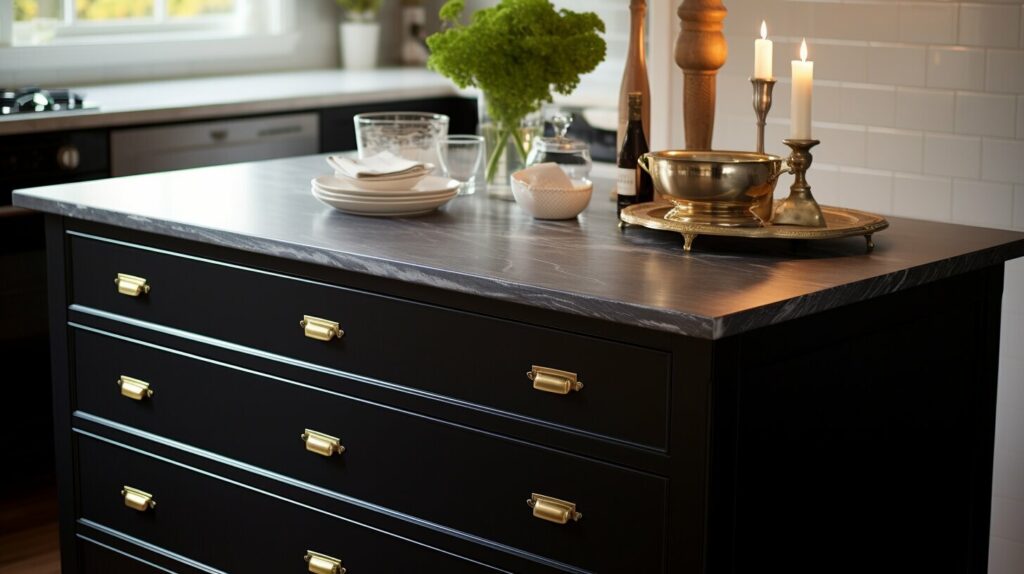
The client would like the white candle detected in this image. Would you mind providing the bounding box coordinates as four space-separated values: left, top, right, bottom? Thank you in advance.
754 21 773 79
791 39 813 139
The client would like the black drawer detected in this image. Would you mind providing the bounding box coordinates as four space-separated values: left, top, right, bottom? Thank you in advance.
78 539 163 573
69 232 671 450
76 435 497 573
74 327 668 572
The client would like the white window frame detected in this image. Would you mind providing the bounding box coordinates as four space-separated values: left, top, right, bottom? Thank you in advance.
0 0 298 70
46 0 241 38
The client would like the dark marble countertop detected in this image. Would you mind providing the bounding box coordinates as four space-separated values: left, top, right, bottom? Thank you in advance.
14 154 1024 339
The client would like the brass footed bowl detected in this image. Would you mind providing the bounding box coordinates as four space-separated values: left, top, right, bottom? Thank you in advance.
639 150 786 227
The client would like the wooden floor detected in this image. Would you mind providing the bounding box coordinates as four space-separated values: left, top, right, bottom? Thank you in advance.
0 483 60 574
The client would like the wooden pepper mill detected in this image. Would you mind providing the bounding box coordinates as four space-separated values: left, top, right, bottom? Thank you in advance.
675 0 728 150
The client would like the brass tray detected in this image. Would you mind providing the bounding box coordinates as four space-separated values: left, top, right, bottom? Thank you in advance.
620 202 889 252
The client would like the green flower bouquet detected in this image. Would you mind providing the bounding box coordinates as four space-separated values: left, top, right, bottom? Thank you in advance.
427 0 606 187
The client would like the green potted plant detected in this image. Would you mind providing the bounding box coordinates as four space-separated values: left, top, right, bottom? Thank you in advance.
337 0 382 70
427 0 606 195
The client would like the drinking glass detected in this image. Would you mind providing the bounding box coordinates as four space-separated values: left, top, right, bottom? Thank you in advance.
354 112 449 168
437 135 485 195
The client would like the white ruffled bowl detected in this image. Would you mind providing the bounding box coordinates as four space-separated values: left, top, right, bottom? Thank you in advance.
510 177 593 220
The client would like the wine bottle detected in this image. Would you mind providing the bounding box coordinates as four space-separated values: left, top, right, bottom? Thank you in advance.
617 0 651 157
617 92 653 218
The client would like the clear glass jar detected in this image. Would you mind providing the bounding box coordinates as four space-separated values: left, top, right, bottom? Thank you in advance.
525 113 592 180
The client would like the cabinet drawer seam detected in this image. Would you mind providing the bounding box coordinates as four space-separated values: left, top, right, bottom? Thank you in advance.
73 425 586 574
69 316 668 457
78 526 223 574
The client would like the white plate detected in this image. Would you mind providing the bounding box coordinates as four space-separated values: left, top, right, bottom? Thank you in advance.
313 186 457 203
333 163 434 180
312 187 457 216
313 174 459 196
331 168 433 191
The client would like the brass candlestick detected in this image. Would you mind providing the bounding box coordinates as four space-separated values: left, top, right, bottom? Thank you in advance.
750 78 776 154
774 139 826 227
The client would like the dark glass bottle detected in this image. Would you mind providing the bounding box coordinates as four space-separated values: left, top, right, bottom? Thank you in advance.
617 92 653 217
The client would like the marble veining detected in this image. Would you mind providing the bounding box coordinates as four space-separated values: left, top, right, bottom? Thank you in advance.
14 154 1024 340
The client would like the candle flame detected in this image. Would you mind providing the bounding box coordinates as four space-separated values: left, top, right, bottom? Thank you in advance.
760 20 767 40
800 38 808 62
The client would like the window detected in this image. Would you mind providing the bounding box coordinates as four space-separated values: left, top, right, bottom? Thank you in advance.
0 0 297 72
4 0 294 47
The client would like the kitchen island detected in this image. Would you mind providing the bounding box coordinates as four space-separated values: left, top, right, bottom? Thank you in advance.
15 154 1024 573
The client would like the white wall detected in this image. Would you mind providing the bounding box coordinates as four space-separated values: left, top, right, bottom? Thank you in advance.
650 1 1024 571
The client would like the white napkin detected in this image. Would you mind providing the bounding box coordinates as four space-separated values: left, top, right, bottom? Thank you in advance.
512 162 574 190
328 151 426 179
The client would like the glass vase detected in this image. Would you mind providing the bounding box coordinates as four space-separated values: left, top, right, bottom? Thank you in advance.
477 95 542 200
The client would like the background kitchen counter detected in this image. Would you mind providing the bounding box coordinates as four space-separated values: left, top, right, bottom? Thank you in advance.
0 68 461 136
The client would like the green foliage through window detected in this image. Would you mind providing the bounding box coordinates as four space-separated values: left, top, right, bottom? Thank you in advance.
14 0 237 21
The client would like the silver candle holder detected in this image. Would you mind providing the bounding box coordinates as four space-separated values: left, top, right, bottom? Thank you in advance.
774 139 826 227
750 77 776 154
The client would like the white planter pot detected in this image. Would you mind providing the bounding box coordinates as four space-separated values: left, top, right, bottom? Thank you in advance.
340 21 380 70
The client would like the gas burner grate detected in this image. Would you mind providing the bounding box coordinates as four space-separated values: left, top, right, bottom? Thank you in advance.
1 87 95 115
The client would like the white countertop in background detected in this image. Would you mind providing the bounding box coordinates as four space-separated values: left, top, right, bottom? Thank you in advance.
0 68 460 136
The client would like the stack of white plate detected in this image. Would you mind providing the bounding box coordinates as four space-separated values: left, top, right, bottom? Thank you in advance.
311 174 460 217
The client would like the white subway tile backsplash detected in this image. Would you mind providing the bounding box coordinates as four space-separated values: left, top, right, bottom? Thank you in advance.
714 114 756 154
928 47 986 91
899 2 959 45
867 45 927 88
838 168 893 214
805 165 841 206
814 124 867 166
982 139 1024 185
991 496 1024 541
923 134 982 179
841 85 896 126
765 121 791 158
812 42 868 83
814 84 843 123
989 537 1024 574
956 92 1018 137
1015 185 1024 229
724 0 784 35
1019 96 1024 139
959 3 1021 49
995 444 1024 501
774 165 839 204
843 2 900 43
895 88 955 132
987 50 1024 94
1009 260 1024 312
771 0 812 39
867 128 923 172
716 74 756 120
893 173 953 222
952 179 1014 228
806 2 852 42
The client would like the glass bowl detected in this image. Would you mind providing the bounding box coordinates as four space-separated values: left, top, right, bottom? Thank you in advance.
353 112 450 168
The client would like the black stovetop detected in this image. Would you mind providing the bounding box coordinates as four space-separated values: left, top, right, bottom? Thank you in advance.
1 87 97 115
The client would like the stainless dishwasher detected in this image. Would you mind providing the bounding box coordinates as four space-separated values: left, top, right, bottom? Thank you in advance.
111 112 319 176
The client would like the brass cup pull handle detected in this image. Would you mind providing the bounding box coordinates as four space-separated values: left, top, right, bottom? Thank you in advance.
527 493 582 524
301 429 345 457
305 550 346 574
114 273 150 297
117 376 153 400
527 366 583 395
121 486 156 512
300 315 344 341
